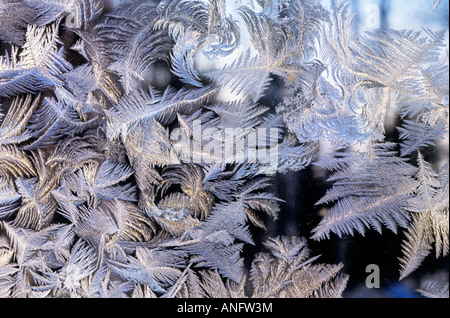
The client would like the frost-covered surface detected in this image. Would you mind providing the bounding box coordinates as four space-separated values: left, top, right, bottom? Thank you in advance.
0 0 448 298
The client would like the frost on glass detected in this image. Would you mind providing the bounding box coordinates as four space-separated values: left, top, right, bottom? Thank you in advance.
0 0 448 298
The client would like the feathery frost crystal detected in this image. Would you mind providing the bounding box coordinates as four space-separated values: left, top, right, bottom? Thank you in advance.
0 0 448 298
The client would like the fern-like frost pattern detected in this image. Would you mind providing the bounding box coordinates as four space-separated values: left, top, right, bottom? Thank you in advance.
0 0 448 298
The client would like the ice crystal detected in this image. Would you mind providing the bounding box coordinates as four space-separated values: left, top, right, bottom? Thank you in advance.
0 0 448 298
